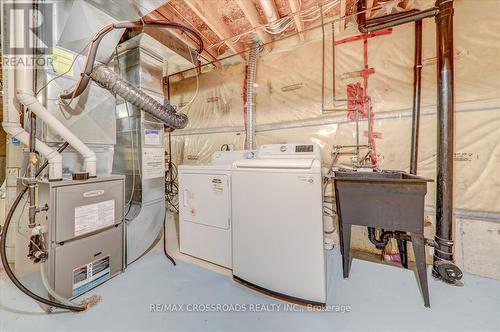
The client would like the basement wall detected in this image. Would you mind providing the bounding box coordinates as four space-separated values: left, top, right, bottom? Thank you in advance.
168 0 500 280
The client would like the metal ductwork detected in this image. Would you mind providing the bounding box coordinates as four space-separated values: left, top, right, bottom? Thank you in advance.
245 46 261 149
111 33 170 265
90 65 188 129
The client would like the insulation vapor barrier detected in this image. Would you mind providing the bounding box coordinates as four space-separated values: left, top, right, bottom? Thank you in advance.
168 1 500 278
91 65 188 129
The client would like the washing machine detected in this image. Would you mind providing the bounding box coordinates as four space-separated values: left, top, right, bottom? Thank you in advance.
231 143 326 305
178 150 255 268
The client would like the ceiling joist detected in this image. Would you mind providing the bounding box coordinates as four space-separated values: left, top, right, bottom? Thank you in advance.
288 0 304 42
366 0 375 18
183 0 246 60
235 0 273 52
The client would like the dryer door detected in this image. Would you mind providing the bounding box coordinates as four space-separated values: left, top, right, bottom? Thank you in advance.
179 173 230 230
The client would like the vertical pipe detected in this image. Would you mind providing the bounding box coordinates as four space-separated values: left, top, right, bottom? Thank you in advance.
332 22 336 101
1 2 62 181
28 111 37 228
320 5 325 113
355 107 360 162
433 0 455 272
28 1 38 228
410 20 423 175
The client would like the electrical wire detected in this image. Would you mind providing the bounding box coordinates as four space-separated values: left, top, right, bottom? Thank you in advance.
165 132 179 213
264 17 295 34
176 42 199 114
163 133 177 266
0 142 86 312
205 0 341 53
35 41 91 97
203 0 398 54
213 31 254 56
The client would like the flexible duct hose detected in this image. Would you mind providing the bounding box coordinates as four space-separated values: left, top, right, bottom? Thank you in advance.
245 46 261 149
90 65 188 129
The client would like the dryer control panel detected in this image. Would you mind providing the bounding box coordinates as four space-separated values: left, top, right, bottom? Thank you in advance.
211 150 258 165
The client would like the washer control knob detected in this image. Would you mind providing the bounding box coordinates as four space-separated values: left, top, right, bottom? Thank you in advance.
246 151 255 159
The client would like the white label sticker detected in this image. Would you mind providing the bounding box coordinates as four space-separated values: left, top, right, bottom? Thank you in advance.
74 200 115 236
211 177 224 194
143 148 165 179
144 129 161 146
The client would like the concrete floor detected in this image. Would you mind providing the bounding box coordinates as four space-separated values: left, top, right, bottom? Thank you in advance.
1 240 499 332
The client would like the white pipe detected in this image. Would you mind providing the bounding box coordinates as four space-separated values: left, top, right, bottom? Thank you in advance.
2 123 63 180
11 2 95 178
41 261 77 307
0 3 62 181
10 0 95 178
259 0 281 31
16 91 97 177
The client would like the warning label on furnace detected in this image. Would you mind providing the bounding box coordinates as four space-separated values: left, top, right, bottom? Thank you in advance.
74 200 115 236
143 147 165 179
73 255 111 296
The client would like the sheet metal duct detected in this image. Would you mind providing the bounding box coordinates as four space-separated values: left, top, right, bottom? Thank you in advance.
113 34 168 265
53 0 169 64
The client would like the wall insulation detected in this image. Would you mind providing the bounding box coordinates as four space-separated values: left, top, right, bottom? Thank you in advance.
168 0 500 279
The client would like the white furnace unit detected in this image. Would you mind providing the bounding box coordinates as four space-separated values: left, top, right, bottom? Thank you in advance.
231 144 326 305
178 150 256 268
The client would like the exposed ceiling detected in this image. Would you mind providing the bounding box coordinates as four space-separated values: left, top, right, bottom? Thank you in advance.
143 0 415 67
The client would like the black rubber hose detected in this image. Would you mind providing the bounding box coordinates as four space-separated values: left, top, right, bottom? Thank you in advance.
0 142 85 312
163 211 176 266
